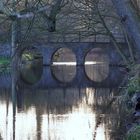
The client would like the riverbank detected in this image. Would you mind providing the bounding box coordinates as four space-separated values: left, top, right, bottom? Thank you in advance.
118 64 140 139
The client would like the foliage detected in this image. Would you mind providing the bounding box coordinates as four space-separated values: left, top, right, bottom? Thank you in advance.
126 126 140 140
0 57 10 73
0 57 9 65
22 53 34 61
127 77 140 96
127 64 140 96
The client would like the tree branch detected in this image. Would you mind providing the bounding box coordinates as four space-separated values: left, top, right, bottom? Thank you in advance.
111 0 140 53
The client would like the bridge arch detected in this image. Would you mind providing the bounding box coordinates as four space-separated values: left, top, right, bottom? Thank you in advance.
19 46 43 85
17 42 127 88
51 47 77 83
84 48 110 82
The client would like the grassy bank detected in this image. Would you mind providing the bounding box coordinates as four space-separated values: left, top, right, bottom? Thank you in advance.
0 57 11 73
118 64 140 140
127 126 140 140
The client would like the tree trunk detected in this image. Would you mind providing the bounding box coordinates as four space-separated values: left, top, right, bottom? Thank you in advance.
111 0 140 53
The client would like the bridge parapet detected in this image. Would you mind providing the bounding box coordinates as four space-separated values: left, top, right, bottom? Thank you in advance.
34 31 125 43
34 42 127 66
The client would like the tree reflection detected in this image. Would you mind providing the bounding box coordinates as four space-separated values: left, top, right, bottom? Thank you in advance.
0 86 126 140
93 88 126 140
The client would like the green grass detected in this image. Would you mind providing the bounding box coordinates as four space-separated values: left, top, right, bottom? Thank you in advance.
127 77 140 96
127 64 140 96
126 126 140 140
0 58 10 65
0 57 11 73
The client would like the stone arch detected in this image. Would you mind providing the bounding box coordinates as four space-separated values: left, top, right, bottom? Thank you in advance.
84 47 109 82
51 47 77 83
19 46 43 85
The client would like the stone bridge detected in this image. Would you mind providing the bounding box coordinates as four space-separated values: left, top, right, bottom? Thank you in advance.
33 42 127 65
0 42 128 89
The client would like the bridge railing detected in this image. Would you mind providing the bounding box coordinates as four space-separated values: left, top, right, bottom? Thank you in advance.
36 31 125 43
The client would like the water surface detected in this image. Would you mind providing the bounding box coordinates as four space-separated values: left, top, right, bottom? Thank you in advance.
0 49 125 140
0 86 124 140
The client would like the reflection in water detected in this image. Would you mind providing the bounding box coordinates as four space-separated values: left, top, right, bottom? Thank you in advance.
52 61 104 65
52 62 77 65
51 61 109 83
41 106 96 140
52 65 76 82
20 47 43 85
0 87 124 140
85 48 109 82
52 48 77 83
15 108 37 140
0 48 124 140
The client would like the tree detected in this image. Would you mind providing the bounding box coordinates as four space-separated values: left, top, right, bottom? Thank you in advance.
0 0 67 91
111 0 140 53
0 0 138 64
70 0 134 64
130 0 140 15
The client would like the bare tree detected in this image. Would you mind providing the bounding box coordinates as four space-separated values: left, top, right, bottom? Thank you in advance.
0 0 67 91
67 0 133 64
0 0 138 64
130 0 140 15
111 0 140 53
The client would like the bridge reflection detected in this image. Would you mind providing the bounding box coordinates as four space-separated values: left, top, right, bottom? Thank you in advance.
30 65 124 88
0 65 125 89
0 87 121 140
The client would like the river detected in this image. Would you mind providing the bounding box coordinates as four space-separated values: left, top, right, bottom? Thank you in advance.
0 48 126 140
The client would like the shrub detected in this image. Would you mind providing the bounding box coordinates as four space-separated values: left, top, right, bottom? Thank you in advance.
126 126 140 140
127 76 140 96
